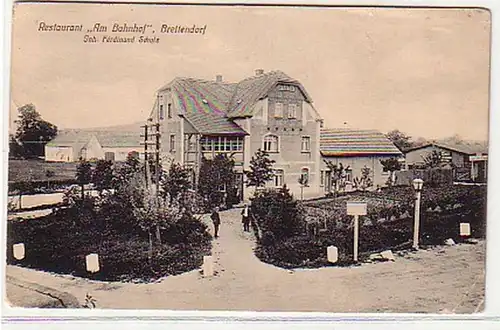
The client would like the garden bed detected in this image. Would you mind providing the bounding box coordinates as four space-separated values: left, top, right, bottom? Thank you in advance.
7 204 212 282
252 185 487 269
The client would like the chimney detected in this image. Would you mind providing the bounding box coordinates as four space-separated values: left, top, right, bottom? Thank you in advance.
255 69 264 76
215 74 223 82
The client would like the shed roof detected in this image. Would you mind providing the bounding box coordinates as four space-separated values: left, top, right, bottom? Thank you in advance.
320 128 402 157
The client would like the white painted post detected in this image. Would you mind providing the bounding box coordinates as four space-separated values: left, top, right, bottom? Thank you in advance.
13 243 25 260
413 190 422 250
327 246 338 263
203 256 214 277
346 202 367 263
460 223 471 237
353 215 359 262
86 253 100 273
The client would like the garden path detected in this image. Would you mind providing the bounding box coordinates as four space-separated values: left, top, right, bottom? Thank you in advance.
6 208 485 312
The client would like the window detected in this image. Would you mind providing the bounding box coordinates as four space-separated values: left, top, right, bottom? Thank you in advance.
320 170 325 186
167 103 172 119
288 104 297 119
274 103 283 118
301 136 311 152
274 169 284 187
263 134 279 153
345 168 353 182
169 134 176 152
159 105 164 120
300 168 310 185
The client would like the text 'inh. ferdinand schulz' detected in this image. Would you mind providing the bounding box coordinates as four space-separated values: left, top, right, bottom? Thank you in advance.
37 22 208 44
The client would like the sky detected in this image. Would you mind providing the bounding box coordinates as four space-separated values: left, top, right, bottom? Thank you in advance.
9 4 491 141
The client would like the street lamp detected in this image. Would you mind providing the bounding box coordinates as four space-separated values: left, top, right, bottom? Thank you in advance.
412 178 424 250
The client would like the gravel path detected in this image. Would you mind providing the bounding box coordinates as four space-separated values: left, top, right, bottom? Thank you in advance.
6 208 485 313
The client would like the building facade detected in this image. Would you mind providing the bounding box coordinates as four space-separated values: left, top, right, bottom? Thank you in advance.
148 70 323 200
404 143 488 182
319 128 404 192
45 124 143 162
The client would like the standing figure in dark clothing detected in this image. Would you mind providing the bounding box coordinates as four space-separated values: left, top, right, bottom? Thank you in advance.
241 204 250 232
211 207 221 238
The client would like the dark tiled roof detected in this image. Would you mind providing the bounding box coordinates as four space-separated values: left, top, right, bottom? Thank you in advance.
320 128 402 157
156 71 313 134
46 123 142 149
227 70 312 118
405 142 488 155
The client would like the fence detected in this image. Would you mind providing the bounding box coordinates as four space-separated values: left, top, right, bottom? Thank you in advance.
395 168 453 187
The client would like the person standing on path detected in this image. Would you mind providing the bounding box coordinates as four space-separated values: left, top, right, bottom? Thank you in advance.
241 204 250 232
211 207 221 238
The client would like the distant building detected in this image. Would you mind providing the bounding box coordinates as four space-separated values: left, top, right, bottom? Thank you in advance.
404 142 488 182
45 124 143 162
319 128 403 192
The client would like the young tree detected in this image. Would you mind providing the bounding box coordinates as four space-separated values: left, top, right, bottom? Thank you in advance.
353 166 373 192
76 159 93 200
380 157 402 187
245 149 275 189
161 162 192 202
386 129 413 152
45 169 55 190
13 104 58 158
92 160 114 195
323 161 350 197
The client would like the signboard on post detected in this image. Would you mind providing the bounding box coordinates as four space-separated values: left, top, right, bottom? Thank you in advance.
347 202 368 216
460 223 471 236
86 253 100 273
469 155 488 162
346 202 367 262
13 243 25 260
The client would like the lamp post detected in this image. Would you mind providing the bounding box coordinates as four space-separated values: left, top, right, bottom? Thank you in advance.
412 178 424 250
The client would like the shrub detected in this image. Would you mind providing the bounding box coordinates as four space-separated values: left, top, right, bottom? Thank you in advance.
250 185 305 243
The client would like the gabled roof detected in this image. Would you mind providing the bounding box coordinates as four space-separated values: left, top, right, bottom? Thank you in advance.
405 142 488 155
320 128 402 157
46 123 143 150
154 70 315 135
226 70 313 118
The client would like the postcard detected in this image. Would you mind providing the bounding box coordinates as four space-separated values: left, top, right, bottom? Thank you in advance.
5 2 490 314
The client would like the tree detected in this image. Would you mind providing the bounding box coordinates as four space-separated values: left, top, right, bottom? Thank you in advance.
161 162 192 202
245 149 275 189
45 169 55 190
323 161 350 197
198 154 236 208
353 166 373 192
422 150 445 169
380 157 402 187
76 159 93 200
13 104 58 158
386 129 413 152
92 160 114 195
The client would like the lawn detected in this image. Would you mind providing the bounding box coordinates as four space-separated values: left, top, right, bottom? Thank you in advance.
9 159 77 183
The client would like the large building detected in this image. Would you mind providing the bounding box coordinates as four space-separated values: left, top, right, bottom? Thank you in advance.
148 70 323 200
148 69 402 200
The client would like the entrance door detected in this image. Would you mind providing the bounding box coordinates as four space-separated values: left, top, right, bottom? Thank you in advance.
324 171 332 193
